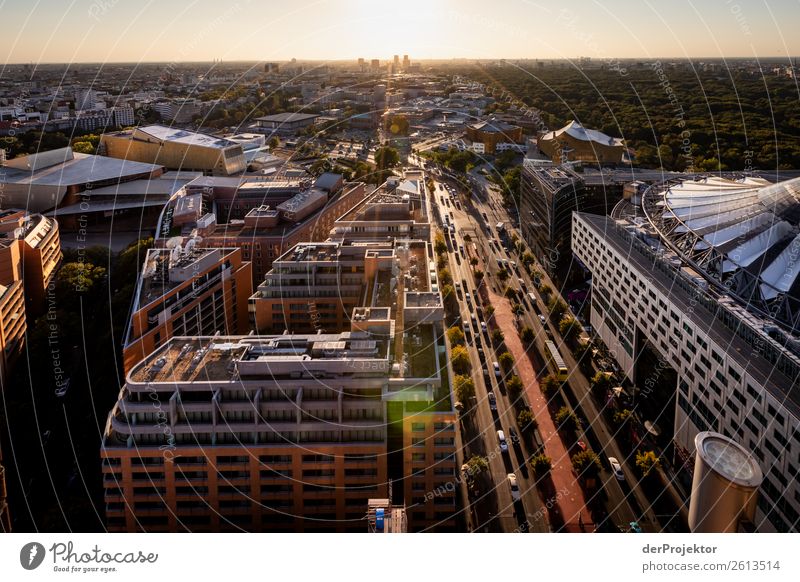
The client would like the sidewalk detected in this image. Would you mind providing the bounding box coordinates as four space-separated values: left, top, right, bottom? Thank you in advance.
488 287 593 532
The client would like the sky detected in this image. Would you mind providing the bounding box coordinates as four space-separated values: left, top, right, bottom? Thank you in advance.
1 0 799 64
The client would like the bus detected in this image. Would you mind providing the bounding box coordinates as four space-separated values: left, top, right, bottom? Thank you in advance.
544 340 568 382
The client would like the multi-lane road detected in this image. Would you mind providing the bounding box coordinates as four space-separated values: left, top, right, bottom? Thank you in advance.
429 167 665 533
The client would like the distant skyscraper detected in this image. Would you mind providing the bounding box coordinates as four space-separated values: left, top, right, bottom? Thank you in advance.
393 55 400 69
402 55 410 70
370 59 380 71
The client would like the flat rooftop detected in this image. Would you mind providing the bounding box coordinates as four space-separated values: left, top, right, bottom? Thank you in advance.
135 247 225 310
279 241 342 263
128 333 389 384
134 125 241 150
255 112 320 123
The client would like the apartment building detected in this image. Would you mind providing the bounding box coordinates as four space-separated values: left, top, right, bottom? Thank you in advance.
102 329 456 532
572 176 800 531
329 173 430 243
0 210 61 315
249 240 392 334
0 278 25 388
105 168 458 532
155 174 365 285
122 244 252 374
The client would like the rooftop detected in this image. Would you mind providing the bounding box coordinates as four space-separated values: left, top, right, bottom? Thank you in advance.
135 246 226 310
0 147 161 187
255 112 320 123
128 333 389 384
541 120 624 147
133 125 241 150
643 175 800 329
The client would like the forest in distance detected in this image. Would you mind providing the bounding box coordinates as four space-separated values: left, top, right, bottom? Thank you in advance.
459 62 800 172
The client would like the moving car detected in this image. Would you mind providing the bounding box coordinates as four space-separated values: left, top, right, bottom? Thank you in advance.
497 430 508 453
609 456 625 481
493 361 501 379
507 473 521 501
487 391 497 411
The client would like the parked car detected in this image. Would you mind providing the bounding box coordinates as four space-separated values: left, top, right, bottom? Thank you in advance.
507 473 521 501
509 427 520 445
608 457 625 481
487 391 497 411
493 361 501 379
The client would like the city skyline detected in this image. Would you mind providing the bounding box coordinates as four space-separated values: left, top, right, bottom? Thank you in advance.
2 0 800 64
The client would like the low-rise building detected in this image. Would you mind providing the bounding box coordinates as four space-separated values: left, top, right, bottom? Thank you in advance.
251 113 319 135
155 173 364 285
538 120 626 165
0 146 162 213
465 119 523 154
100 125 247 176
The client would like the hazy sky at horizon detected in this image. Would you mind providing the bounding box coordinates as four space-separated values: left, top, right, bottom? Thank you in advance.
2 0 799 64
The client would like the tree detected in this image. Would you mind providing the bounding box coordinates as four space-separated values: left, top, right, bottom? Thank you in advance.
464 454 488 477
385 114 409 135
636 450 660 478
559 316 583 340
71 141 95 154
506 375 523 398
434 233 447 256
520 326 535 344
451 346 472 374
454 374 475 402
497 268 509 282
531 454 552 478
518 408 537 431
473 269 484 282
491 328 504 346
438 268 453 286
548 297 568 321
55 261 107 300
374 146 400 170
540 374 560 397
447 326 465 347
268 136 280 149
555 406 581 432
538 282 551 297
504 286 517 300
571 449 601 479
498 351 515 372
613 408 633 427
441 284 457 312
512 303 525 317
470 257 479 267
485 305 495 317
591 371 614 398
521 251 536 267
